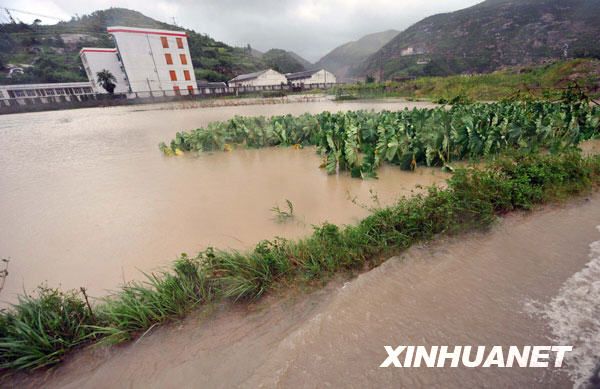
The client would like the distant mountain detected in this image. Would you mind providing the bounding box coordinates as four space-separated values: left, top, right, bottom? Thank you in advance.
357 0 600 79
314 29 399 81
0 8 307 84
287 51 313 70
261 49 311 73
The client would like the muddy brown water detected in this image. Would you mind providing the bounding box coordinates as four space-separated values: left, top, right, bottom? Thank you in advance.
6 195 600 388
0 99 443 304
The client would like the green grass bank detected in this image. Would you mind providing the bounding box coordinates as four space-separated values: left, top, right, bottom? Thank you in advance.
334 59 600 101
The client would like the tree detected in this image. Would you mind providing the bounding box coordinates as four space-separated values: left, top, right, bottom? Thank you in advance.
96 69 117 94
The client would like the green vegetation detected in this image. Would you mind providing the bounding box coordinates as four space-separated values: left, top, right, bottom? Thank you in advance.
271 199 295 223
96 69 116 94
2 151 600 370
337 60 600 101
261 49 307 74
160 97 600 178
0 287 95 369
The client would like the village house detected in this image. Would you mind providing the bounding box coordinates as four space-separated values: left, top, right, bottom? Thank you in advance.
229 69 287 87
285 69 337 86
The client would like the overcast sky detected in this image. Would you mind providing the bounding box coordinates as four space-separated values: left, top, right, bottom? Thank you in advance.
1 0 482 61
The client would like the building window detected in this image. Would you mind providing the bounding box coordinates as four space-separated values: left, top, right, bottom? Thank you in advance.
187 85 194 93
179 54 187 65
161 37 169 48
173 86 180 95
183 70 191 81
165 53 173 65
176 37 184 49
169 70 177 81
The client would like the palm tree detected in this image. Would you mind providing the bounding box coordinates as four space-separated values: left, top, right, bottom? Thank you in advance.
96 69 117 94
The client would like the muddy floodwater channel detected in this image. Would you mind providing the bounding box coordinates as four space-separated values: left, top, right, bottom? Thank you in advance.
0 99 445 303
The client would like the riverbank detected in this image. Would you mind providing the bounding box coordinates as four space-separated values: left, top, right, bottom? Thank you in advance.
4 191 600 388
333 59 600 102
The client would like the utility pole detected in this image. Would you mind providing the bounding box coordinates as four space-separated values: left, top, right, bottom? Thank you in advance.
171 16 178 27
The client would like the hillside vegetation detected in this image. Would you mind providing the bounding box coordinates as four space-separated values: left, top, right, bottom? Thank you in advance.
0 8 311 84
336 59 600 101
357 0 600 80
260 49 310 74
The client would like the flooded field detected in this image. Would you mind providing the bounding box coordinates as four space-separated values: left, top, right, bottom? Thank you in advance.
8 195 600 388
0 99 444 303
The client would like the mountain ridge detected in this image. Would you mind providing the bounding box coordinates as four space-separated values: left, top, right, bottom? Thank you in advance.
314 29 399 81
356 0 600 79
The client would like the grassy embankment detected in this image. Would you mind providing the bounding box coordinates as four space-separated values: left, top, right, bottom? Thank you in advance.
1 98 599 372
334 59 600 101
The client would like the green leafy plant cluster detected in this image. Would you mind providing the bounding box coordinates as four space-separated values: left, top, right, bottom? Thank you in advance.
160 100 600 178
2 151 600 371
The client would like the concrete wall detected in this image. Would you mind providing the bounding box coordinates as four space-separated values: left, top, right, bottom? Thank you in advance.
80 48 129 94
108 26 197 95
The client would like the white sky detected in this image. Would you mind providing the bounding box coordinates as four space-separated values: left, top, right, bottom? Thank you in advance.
0 0 483 61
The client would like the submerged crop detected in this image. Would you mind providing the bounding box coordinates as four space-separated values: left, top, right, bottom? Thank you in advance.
1 151 600 371
160 100 600 178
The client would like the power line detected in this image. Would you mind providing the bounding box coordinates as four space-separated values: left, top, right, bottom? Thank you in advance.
4 8 16 23
4 7 65 21
5 30 110 35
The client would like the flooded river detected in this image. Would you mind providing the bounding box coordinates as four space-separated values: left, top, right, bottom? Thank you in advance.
0 99 444 303
8 195 600 388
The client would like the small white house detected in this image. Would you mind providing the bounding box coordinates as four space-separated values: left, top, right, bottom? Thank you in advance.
79 48 129 94
285 69 336 86
229 69 287 87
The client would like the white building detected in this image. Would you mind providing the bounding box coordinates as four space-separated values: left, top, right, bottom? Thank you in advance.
107 26 197 95
285 69 337 86
229 69 287 87
79 48 129 94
